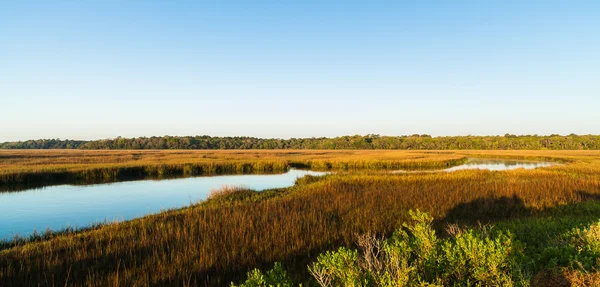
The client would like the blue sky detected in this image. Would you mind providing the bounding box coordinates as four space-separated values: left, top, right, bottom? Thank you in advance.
1 1 599 141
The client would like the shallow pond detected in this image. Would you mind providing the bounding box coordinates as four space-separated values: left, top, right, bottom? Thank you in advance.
445 158 557 171
0 169 326 239
395 158 557 173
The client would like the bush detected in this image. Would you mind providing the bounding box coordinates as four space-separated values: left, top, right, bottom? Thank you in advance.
232 214 600 286
307 210 522 286
231 262 293 287
569 221 600 257
438 230 516 286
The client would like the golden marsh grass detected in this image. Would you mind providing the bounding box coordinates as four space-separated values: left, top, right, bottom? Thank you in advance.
1 150 600 285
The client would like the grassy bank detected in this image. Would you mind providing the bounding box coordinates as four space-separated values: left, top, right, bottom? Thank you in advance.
0 150 466 186
1 151 600 286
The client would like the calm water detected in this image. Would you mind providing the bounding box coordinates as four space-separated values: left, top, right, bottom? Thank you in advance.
0 169 326 239
444 158 557 171
395 158 557 173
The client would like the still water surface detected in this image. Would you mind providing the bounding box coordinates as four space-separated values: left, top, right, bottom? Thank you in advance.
0 159 557 239
395 158 557 173
0 169 325 239
445 158 557 171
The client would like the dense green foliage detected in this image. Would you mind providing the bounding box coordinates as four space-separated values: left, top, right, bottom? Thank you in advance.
232 262 294 287
234 210 600 287
0 139 87 149
305 210 520 286
2 134 600 150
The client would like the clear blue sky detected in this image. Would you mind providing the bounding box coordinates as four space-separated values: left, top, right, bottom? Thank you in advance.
1 1 599 141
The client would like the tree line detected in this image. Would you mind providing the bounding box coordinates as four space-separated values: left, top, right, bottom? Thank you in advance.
0 139 88 149
1 134 600 150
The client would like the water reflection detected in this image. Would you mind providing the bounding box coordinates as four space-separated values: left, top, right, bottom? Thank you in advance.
0 169 326 239
394 158 557 173
444 158 557 171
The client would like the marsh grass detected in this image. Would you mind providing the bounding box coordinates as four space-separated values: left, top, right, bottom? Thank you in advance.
1 150 600 285
0 150 466 186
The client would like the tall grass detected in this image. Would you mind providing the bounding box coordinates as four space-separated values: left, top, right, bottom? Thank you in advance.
0 152 600 286
0 161 290 186
0 150 467 186
2 150 600 285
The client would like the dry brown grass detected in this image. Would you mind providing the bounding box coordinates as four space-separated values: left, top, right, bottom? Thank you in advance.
532 269 600 287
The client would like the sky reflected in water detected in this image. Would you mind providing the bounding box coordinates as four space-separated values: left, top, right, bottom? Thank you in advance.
0 169 326 239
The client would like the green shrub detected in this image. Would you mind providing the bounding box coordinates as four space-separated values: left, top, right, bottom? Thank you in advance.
569 221 600 256
438 230 516 286
309 247 365 286
551 221 600 271
231 262 294 287
306 210 522 287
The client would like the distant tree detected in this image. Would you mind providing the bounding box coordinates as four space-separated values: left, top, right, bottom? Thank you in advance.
2 134 600 150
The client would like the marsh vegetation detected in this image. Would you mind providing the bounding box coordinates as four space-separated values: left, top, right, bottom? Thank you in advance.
0 150 466 186
1 150 600 286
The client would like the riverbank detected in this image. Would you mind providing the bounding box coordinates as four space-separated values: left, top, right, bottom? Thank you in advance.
0 150 467 186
